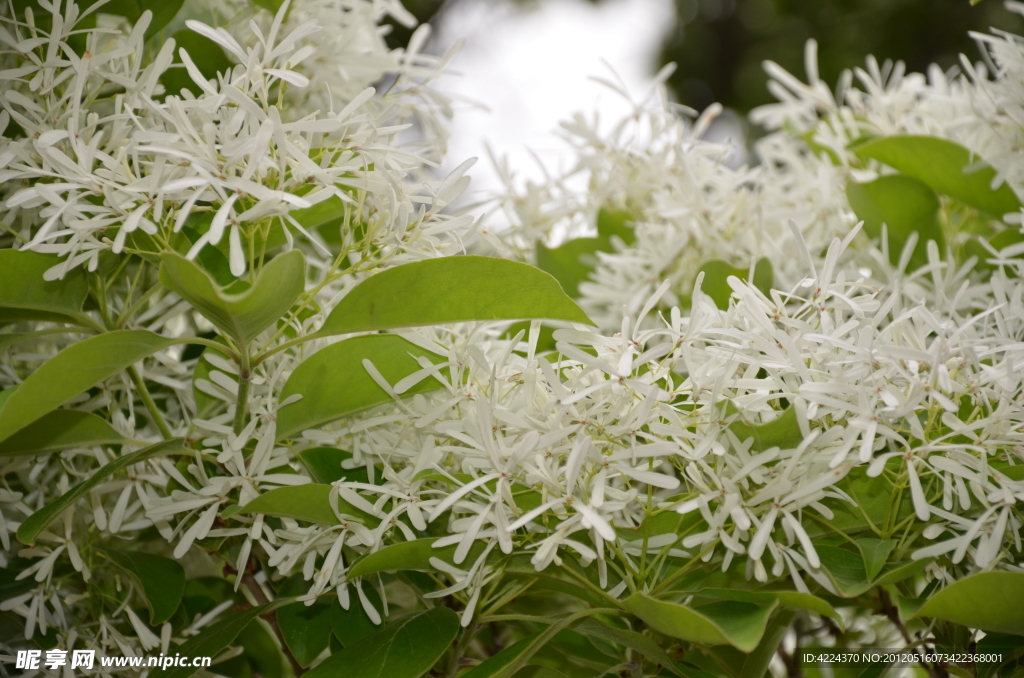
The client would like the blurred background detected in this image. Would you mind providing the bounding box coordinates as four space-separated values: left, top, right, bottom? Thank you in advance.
395 0 1024 196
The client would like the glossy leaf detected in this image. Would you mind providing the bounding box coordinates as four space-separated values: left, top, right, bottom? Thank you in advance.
464 614 582 678
856 538 897 581
348 537 488 579
97 548 185 625
574 618 684 677
739 611 794 678
915 572 1024 634
159 250 305 348
728 405 802 452
304 607 459 678
139 0 185 37
329 586 381 646
162 605 273 678
854 135 1021 218
276 575 332 667
238 484 378 526
17 439 186 545
298 447 368 484
0 330 178 444
696 259 773 311
276 335 445 440
622 593 777 652
161 29 233 97
0 250 88 322
696 589 842 626
536 237 612 298
815 545 872 597
0 410 132 456
316 256 592 336
846 174 942 269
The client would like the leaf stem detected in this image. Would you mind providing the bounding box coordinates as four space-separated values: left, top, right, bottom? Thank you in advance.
128 364 173 440
233 349 252 436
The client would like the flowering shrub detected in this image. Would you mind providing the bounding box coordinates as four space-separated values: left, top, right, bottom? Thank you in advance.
2 1 1024 677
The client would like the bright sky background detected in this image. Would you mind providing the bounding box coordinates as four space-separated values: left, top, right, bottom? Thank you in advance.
433 0 676 199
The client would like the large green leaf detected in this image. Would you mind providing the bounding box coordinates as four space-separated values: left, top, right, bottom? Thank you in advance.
622 593 777 652
298 447 369 484
464 614 587 678
347 537 489 579
161 29 233 97
695 589 841 626
17 439 186 545
0 330 178 444
815 545 872 597
139 0 185 37
97 548 185 625
573 618 684 677
739 611 794 678
596 207 636 245
728 405 802 452
316 256 592 337
163 604 275 678
915 572 1024 635
536 237 612 298
276 575 333 667
0 250 89 323
696 259 773 310
160 250 305 348
276 335 445 440
855 538 897 581
854 135 1021 218
304 607 459 678
846 174 942 269
238 484 378 526
0 410 132 456
329 586 381 646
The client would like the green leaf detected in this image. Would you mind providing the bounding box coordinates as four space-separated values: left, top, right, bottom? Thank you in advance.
695 259 773 311
347 537 489 579
250 0 284 12
0 250 89 323
304 608 459 678
139 0 185 37
162 605 275 678
464 614 585 678
574 618 684 677
160 251 305 348
855 538 897 581
846 174 942 269
0 330 179 444
276 335 445 440
536 237 612 298
329 586 381 646
915 572 1024 635
276 575 333 667
596 207 636 245
622 593 777 652
298 447 368 484
815 545 871 597
728 405 802 452
161 30 233 97
17 439 186 545
696 589 842 627
513 668 569 678
0 410 132 456
739 611 794 678
316 256 592 337
854 135 1021 218
238 484 378 526
97 548 184 625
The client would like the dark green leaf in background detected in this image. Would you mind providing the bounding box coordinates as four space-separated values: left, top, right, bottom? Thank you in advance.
98 548 185 625
0 410 132 456
304 607 458 678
